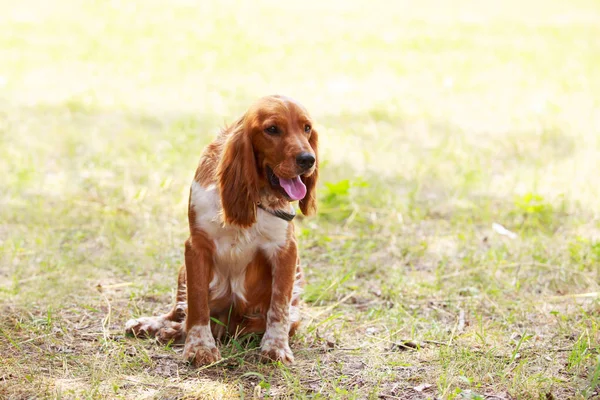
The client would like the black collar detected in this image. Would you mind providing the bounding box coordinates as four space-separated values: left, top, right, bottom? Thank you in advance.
257 203 296 222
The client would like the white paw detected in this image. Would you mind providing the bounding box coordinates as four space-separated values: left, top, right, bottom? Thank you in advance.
260 336 294 364
182 325 221 367
125 316 185 344
125 316 165 338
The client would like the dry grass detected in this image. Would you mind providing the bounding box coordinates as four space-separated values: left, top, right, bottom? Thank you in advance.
1 0 600 399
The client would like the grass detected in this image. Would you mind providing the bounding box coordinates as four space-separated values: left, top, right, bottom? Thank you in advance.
1 0 600 398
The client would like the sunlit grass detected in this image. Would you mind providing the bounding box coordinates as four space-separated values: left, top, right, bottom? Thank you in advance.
1 0 600 398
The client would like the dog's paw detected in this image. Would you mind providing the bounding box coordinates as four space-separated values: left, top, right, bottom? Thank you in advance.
125 316 185 344
260 337 294 364
155 320 186 344
182 325 221 367
125 316 166 338
184 343 221 367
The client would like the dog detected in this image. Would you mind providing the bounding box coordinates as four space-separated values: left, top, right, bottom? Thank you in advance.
125 95 318 366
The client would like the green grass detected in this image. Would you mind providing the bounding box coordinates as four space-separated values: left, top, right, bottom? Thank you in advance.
1 0 600 398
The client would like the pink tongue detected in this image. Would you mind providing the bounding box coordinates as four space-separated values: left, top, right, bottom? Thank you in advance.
278 176 307 201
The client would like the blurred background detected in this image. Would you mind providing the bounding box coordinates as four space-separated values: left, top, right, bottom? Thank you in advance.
1 0 600 398
3 0 599 204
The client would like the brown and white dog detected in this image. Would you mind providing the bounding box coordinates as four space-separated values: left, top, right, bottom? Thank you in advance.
125 95 318 366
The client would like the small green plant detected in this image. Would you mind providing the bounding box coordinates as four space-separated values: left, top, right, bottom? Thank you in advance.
318 178 368 222
568 332 591 371
583 356 600 398
591 241 600 262
510 332 533 364
568 238 600 271
511 193 555 233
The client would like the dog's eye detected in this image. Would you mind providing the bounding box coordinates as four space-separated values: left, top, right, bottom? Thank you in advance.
304 125 311 133
265 125 279 135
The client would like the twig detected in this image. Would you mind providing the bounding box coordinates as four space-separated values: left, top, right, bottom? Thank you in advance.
124 377 161 387
18 332 55 345
9 271 62 285
551 346 599 352
330 347 364 351
97 282 133 289
448 317 459 346
379 394 403 399
457 309 465 333
309 292 355 319
343 204 360 228
546 292 599 300
97 288 112 342
422 339 450 346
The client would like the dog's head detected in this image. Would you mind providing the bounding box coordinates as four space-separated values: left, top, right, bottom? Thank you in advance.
217 95 319 227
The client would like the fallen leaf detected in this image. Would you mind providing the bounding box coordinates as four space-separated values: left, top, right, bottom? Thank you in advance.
391 341 419 351
414 383 432 392
492 223 517 239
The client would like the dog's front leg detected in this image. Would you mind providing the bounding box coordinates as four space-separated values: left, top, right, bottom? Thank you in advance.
182 232 221 367
261 236 298 364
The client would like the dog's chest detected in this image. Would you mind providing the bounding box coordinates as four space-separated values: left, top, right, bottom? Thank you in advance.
189 181 288 276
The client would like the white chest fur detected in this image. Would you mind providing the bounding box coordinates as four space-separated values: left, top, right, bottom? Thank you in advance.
189 181 289 303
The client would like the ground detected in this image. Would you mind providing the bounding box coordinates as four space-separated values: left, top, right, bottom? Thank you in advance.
1 0 600 399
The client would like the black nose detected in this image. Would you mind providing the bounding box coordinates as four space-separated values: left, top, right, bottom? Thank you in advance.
296 152 316 170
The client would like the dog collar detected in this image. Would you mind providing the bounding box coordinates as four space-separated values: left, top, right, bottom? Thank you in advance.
257 203 296 222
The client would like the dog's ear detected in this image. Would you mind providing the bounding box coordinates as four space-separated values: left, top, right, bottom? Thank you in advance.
299 127 318 216
217 117 259 227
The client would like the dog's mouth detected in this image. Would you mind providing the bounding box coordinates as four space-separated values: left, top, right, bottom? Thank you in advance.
266 166 307 201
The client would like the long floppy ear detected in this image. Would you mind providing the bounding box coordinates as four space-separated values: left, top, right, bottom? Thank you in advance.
217 118 259 227
299 128 319 216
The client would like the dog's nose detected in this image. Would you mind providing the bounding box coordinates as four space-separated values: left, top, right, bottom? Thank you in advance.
296 152 316 170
